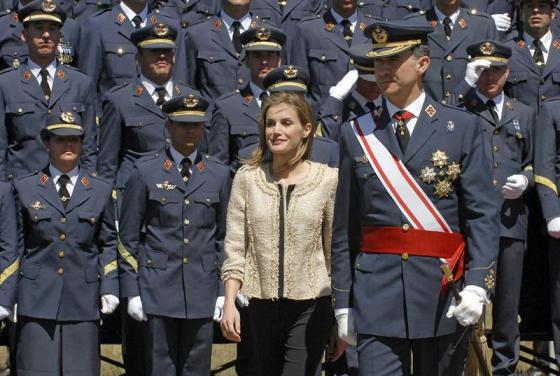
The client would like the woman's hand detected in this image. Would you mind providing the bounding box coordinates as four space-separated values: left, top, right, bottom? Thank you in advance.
220 301 241 342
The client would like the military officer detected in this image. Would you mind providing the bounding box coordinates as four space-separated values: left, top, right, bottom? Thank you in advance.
331 20 500 375
6 111 119 375
149 0 219 27
0 183 18 321
0 0 81 71
290 0 375 116
460 40 535 375
404 0 497 104
319 43 382 141
505 0 560 109
78 0 187 97
0 0 97 181
185 0 270 102
118 92 231 375
207 25 285 169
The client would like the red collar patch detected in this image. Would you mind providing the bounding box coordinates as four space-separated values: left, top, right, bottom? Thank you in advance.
81 176 90 187
197 161 204 172
23 71 32 81
135 86 144 96
40 174 49 185
163 159 173 170
57 70 65 79
116 13 125 24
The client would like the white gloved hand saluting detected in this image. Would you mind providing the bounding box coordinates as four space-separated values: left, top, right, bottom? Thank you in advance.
491 13 512 32
0 305 11 321
127 296 148 321
213 296 225 322
465 59 492 87
502 175 528 200
101 294 119 314
335 308 357 346
446 285 489 326
548 217 560 238
329 70 359 101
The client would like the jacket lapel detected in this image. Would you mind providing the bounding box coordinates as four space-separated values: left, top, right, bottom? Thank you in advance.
161 151 187 194
371 105 403 161
20 66 48 104
323 11 349 54
426 9 448 51
211 17 241 59
240 85 261 124
499 98 516 128
132 81 165 118
351 13 370 47
184 154 207 196
543 38 560 78
64 173 93 213
444 9 469 54
36 171 65 215
403 99 439 163
48 66 70 107
115 6 135 41
281 0 298 20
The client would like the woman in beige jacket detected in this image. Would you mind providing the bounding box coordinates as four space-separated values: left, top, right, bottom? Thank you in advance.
220 92 338 375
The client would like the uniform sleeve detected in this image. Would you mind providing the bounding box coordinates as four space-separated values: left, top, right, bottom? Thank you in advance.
79 78 98 172
77 19 103 91
318 96 345 141
521 108 535 189
0 183 21 308
118 166 147 297
290 22 308 73
97 94 123 182
216 167 232 296
172 29 188 84
0 86 7 181
221 169 248 284
98 185 119 297
535 104 560 220
207 99 231 164
185 31 197 88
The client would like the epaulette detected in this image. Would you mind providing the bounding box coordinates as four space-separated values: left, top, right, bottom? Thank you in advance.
90 7 111 18
301 14 322 21
135 153 160 167
14 170 39 184
107 82 130 93
188 17 210 28
0 9 11 17
543 96 560 103
88 171 110 184
215 90 240 103
202 154 227 166
467 8 491 18
0 66 16 75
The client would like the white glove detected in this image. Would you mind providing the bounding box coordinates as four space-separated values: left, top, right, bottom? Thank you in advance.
0 305 11 321
213 296 225 322
335 308 357 346
491 13 511 32
127 296 148 321
236 292 250 308
502 175 528 200
329 70 359 101
446 285 489 326
100 294 119 315
548 217 560 238
465 59 492 87
9 303 16 323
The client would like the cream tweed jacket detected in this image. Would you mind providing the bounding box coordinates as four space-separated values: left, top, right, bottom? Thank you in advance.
222 161 338 300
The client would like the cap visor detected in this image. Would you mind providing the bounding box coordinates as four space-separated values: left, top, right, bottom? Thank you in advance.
358 72 377 82
168 114 208 123
370 44 416 58
48 128 84 136
138 41 177 49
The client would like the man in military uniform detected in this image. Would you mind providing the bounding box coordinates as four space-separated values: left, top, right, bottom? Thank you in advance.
332 20 500 375
505 0 560 109
150 0 219 27
118 92 231 375
0 0 97 181
207 25 285 169
460 40 535 375
78 0 186 97
0 0 80 70
319 43 382 141
404 0 497 103
7 111 118 375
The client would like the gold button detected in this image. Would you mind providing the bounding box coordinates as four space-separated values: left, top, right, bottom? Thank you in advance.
493 179 498 186
184 199 190 205
183 219 189 225
58 251 64 258
445 73 452 80
183 238 189 245
161 197 167 203
493 145 499 152
183 257 189 264
402 253 409 261
117 47 124 56
402 223 410 232
47 109 52 114
446 55 453 61
493 162 499 168
540 95 547 101
59 233 66 241
17 108 22 113
90 217 96 224
57 268 64 275
321 55 326 61
147 259 152 265
493 129 499 135
238 78 244 84
165 138 171 144
33 215 38 221
60 217 67 224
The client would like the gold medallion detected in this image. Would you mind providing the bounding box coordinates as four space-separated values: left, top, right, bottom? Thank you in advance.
420 166 436 184
447 162 461 181
431 150 448 167
434 180 452 198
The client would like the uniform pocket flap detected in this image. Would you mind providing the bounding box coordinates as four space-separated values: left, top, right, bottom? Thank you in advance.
354 253 378 273
149 190 182 204
105 43 136 56
6 102 34 115
197 50 227 62
201 254 217 272
78 211 99 225
230 124 259 136
59 102 86 113
85 267 100 283
308 49 337 62
508 71 528 84
140 249 168 269
193 193 220 206
124 116 156 128
553 72 560 83
30 210 51 222
20 263 40 280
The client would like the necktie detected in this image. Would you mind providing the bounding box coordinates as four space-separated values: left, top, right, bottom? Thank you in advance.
259 91 268 104
155 87 167 106
232 21 242 54
365 102 377 113
443 17 452 39
533 39 545 72
394 110 414 153
132 15 142 29
181 158 192 183
341 19 353 47
39 68 50 100
58 174 71 208
486 100 500 126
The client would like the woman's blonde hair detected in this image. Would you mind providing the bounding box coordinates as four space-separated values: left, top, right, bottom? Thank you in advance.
243 92 315 169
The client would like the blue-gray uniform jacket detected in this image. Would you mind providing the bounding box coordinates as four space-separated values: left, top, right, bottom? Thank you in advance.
535 98 560 221
147 0 219 26
0 9 81 70
420 0 513 14
0 64 97 181
404 9 496 103
505 34 560 109
185 14 266 102
10 170 118 321
291 11 375 113
118 150 231 319
71 0 119 23
460 91 534 240
78 5 187 96
0 182 19 309
331 97 500 338
355 0 422 21
97 79 196 189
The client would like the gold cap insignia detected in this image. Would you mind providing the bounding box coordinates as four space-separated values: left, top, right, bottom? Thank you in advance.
60 112 75 124
183 94 199 108
480 41 495 56
256 27 271 41
154 23 169 37
284 65 298 79
372 27 388 43
41 0 56 13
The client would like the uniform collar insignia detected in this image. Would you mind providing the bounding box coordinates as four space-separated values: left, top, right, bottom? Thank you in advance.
40 174 49 185
156 180 176 190
30 200 46 210
325 22 335 32
554 40 560 49
149 15 157 24
250 20 257 28
430 20 437 27
517 40 525 49
116 13 125 24
11 14 18 23
458 18 467 29
175 85 180 94
163 159 173 170
57 70 64 79
505 101 513 109
424 104 437 118
213 18 222 30
374 106 383 118
244 95 253 104
135 85 144 96
359 22 366 31
23 70 32 81
81 176 90 187
197 161 205 172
